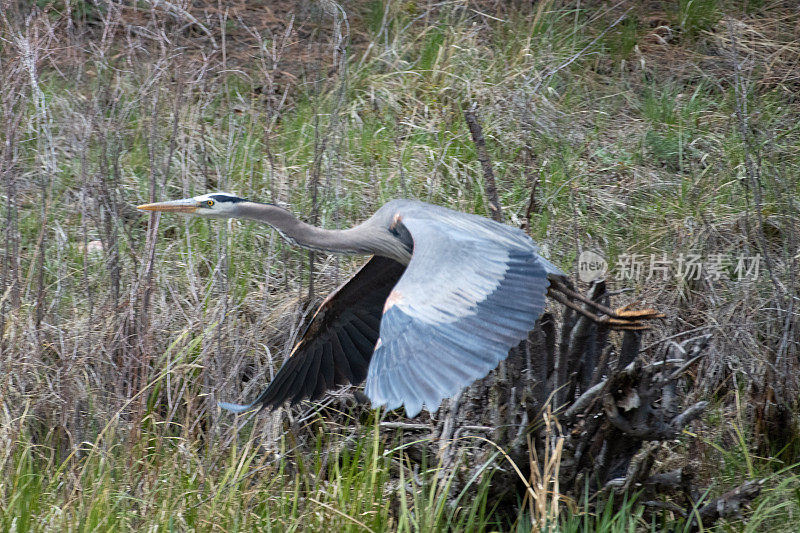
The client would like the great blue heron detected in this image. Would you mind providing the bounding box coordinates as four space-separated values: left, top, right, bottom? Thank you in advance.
138 193 661 417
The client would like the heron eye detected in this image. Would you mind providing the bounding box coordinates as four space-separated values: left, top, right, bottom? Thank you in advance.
206 200 214 207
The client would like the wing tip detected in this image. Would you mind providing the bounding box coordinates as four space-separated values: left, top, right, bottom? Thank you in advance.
366 386 442 419
218 401 258 414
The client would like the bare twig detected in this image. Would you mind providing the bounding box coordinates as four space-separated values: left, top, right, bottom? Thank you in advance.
464 103 503 222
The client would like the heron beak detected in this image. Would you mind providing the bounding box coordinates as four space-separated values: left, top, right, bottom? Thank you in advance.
137 198 199 214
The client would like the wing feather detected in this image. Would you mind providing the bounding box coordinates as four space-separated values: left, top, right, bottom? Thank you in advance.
294 345 321 404
342 322 376 355
313 344 334 400
218 256 406 413
365 205 551 417
328 332 355 383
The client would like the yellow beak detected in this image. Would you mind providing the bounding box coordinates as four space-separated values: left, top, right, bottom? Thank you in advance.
137 199 199 214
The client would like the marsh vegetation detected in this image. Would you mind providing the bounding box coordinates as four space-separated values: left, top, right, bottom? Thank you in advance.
1 0 799 530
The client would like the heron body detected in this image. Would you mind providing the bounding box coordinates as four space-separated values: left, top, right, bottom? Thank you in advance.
138 194 564 417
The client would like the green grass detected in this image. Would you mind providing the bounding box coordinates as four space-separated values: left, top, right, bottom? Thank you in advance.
5 414 800 531
675 0 722 38
0 416 500 531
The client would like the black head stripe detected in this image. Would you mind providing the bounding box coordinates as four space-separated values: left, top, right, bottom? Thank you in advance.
209 194 245 203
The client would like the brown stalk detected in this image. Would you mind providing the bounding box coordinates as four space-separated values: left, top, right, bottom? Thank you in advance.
464 103 503 222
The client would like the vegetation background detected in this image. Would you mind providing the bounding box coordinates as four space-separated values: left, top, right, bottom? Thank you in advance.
0 0 798 530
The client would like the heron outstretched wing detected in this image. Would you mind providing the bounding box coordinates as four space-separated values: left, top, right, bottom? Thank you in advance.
219 256 406 413
364 203 552 417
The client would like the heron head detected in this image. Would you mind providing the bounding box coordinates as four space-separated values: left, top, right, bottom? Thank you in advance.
137 192 246 218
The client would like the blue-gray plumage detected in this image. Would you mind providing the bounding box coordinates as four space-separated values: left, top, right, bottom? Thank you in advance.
363 203 556 416
138 194 567 417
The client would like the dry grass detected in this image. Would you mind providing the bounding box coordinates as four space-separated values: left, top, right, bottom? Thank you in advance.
526 409 567 532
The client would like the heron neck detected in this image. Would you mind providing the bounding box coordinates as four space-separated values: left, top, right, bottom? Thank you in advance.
236 202 411 263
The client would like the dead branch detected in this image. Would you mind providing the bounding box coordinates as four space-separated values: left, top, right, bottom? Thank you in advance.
693 479 765 529
463 103 502 222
